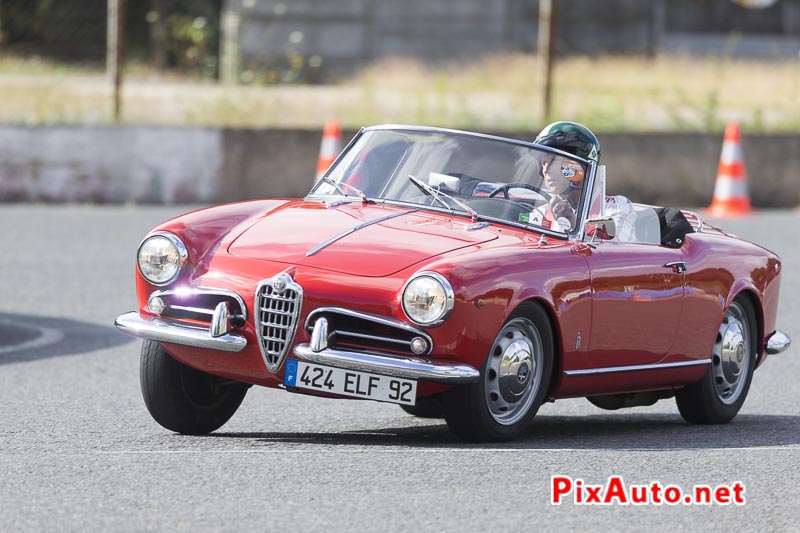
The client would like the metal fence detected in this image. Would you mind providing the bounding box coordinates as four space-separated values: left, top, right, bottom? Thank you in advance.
0 0 221 76
0 0 797 129
1 1 798 83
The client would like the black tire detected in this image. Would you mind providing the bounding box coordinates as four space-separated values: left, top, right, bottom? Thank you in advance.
441 302 554 442
140 340 249 434
400 395 443 418
675 297 757 424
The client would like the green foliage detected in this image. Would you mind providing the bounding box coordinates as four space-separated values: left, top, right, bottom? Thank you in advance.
165 14 216 77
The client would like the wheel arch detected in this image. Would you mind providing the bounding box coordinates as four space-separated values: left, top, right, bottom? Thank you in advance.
511 297 563 400
730 288 765 365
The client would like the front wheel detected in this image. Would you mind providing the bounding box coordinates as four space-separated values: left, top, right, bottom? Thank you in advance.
442 302 554 442
675 297 757 424
140 341 249 434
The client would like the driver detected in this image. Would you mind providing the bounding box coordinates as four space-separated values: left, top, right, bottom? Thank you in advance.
538 152 585 231
534 121 636 240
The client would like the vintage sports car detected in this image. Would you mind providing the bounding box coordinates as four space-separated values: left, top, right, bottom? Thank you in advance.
115 125 790 442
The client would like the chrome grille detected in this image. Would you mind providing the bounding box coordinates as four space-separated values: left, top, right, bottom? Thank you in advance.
147 287 247 325
304 307 433 357
256 275 303 372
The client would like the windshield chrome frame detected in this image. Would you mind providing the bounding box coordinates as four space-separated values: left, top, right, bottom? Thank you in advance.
308 126 366 190
305 125 594 240
574 159 598 242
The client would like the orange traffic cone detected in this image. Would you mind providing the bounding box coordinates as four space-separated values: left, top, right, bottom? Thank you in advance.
707 123 752 217
315 119 342 182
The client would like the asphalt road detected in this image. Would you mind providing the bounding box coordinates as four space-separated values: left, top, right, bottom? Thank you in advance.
0 205 798 532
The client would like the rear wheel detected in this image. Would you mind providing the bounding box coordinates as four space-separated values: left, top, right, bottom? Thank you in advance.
675 297 757 424
442 302 553 442
140 341 249 434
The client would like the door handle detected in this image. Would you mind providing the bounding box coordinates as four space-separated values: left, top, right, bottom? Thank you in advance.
663 261 687 274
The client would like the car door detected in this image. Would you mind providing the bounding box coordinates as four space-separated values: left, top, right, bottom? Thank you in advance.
583 240 685 368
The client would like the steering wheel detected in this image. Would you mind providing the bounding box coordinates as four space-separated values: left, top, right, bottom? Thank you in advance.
488 182 551 202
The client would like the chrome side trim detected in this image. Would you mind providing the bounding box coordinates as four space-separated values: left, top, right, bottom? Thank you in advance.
304 307 433 353
305 208 419 257
564 359 711 377
293 344 479 383
766 330 791 355
114 311 246 352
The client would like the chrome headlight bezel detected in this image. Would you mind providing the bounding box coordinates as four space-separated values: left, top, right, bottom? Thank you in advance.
136 231 188 287
401 271 455 327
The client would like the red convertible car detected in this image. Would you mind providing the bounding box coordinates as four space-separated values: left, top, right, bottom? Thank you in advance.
116 125 790 442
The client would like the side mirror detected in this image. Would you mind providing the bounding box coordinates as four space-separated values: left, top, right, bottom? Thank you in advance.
585 216 616 240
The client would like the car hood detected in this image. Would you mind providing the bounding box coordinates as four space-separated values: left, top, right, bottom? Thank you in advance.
227 200 498 277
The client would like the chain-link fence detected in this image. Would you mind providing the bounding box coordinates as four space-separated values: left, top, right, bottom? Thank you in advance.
1 1 796 76
0 0 221 75
0 1 797 129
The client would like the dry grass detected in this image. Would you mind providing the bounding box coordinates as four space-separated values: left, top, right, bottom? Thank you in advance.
0 53 798 132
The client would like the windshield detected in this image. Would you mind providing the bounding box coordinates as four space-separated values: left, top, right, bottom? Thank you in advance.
308 128 591 234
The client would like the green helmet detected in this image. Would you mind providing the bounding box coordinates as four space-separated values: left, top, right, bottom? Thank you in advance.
534 121 600 162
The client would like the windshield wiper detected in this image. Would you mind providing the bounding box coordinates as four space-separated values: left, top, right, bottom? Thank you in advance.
319 177 370 204
408 175 478 221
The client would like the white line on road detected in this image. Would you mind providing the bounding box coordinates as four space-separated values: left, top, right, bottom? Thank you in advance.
0 319 64 355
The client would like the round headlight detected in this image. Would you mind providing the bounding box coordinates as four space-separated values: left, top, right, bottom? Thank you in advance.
402 272 455 326
137 232 187 286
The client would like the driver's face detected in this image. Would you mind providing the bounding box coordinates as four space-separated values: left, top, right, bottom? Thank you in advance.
541 156 571 195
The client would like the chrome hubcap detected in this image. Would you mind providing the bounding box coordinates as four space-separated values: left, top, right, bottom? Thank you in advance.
484 318 543 425
498 339 534 401
712 302 750 405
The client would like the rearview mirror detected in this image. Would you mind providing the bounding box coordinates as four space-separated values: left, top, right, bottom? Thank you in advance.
585 216 616 240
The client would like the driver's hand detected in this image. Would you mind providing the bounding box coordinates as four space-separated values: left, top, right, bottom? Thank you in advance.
549 197 576 228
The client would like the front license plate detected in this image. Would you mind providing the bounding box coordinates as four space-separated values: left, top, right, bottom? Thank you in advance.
284 360 417 406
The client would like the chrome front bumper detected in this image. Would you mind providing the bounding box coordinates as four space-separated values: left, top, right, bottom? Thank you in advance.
293 343 479 384
766 330 791 355
115 310 481 383
115 312 247 352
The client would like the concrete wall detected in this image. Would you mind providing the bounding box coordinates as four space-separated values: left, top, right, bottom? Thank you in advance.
0 127 222 203
0 125 798 208
599 132 800 208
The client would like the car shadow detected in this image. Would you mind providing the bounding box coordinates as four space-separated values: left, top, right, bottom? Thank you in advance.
209 413 800 451
0 312 132 365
